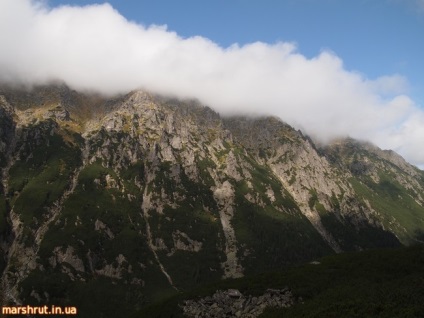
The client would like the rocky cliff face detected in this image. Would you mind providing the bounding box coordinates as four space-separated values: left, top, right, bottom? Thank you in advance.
0 84 422 317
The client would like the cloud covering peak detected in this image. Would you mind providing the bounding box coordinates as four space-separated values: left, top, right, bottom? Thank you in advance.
1 0 424 167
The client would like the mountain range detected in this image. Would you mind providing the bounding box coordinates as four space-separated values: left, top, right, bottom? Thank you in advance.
1 84 423 317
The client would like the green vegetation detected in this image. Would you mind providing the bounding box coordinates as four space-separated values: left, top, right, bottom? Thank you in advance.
350 172 424 244
21 269 148 318
308 188 318 209
233 187 333 272
196 156 216 187
309 187 400 250
324 140 424 245
154 161 179 196
263 244 424 317
320 213 400 251
24 158 176 317
231 158 333 272
7 124 81 241
136 244 424 318
147 167 225 290
38 161 145 264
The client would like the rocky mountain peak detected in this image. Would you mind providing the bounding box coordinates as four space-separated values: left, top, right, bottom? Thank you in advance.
0 84 423 317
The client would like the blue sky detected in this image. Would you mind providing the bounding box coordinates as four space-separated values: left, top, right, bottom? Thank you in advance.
1 0 424 166
48 0 424 105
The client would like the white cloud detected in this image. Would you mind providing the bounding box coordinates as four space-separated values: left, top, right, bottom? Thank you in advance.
1 0 424 167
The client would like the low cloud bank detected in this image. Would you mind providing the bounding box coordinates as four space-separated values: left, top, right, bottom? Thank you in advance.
1 0 423 167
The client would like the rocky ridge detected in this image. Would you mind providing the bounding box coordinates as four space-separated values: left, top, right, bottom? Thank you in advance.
0 84 423 317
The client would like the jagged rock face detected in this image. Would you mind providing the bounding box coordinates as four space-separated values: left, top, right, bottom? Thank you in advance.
0 85 422 317
224 117 403 251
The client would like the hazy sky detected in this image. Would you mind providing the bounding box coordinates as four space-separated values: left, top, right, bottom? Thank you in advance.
1 0 424 167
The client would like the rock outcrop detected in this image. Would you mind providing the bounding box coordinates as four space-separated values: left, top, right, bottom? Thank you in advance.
181 288 295 318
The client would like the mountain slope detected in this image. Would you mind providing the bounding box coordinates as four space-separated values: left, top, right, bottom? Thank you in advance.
0 84 422 317
323 138 424 245
138 244 424 318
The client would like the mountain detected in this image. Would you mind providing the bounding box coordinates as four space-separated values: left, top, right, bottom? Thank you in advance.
0 84 423 317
